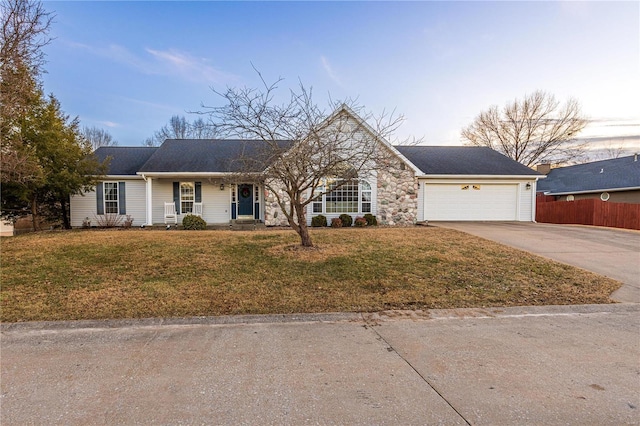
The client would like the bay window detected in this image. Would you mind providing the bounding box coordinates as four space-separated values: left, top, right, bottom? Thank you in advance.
313 179 372 214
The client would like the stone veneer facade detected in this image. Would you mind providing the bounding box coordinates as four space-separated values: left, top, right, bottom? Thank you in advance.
263 159 419 227
264 179 294 227
376 161 418 226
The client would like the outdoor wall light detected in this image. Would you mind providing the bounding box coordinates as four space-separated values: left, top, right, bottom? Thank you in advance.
525 183 532 190
220 183 225 191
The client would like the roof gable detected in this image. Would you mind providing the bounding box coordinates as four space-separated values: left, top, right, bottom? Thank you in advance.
537 155 640 194
95 147 158 175
395 146 541 176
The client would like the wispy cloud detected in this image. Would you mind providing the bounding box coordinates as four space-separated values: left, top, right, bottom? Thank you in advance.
321 55 342 86
98 120 119 128
68 41 237 84
146 48 238 84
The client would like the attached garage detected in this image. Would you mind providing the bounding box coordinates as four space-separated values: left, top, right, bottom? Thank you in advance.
423 182 519 221
395 146 542 222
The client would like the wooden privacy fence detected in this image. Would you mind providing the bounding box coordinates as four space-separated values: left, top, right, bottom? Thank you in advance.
536 198 640 230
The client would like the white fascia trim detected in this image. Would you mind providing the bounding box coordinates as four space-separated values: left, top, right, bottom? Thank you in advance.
135 172 261 178
103 175 144 179
544 186 640 196
418 174 542 180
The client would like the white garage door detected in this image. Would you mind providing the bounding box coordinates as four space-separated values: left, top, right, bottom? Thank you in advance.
424 183 518 221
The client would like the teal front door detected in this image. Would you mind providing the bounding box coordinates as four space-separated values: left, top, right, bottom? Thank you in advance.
238 184 253 217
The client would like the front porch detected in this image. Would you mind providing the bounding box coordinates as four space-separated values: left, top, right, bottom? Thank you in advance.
143 177 266 226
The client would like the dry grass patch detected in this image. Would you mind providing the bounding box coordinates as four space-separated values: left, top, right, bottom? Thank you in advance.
0 227 621 322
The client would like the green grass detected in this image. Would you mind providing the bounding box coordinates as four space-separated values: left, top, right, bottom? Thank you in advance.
0 227 621 322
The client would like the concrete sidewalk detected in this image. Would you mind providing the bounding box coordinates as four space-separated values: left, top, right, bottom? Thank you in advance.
2 304 638 425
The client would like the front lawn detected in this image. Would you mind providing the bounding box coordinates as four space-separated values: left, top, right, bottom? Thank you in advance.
0 227 621 322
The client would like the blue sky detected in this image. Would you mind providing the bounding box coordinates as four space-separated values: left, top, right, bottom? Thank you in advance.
43 1 639 151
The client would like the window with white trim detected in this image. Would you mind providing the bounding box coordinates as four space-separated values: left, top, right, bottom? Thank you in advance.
314 179 372 214
312 183 324 213
180 182 194 214
104 182 119 214
326 180 359 213
361 181 372 213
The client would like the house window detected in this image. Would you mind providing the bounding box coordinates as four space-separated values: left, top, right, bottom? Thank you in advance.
104 182 119 214
326 180 359 213
361 181 372 213
312 183 324 213
180 182 194 214
314 179 372 214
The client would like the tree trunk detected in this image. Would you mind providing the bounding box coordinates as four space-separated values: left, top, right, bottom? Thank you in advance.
60 196 71 229
30 196 40 231
294 203 313 247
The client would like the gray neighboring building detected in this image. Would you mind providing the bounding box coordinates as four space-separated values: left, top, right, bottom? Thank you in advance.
537 154 640 204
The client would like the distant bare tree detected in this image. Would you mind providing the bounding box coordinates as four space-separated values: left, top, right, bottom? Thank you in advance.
461 91 588 167
202 74 405 247
81 126 118 150
585 138 633 162
190 117 217 139
143 114 217 146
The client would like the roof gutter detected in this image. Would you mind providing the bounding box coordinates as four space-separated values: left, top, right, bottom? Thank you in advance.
543 186 640 196
417 174 543 180
135 172 262 178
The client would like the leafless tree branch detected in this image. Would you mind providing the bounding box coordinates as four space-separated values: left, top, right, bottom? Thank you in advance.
461 90 588 167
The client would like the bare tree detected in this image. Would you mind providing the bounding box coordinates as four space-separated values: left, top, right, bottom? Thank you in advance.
461 91 588 167
1 0 53 190
143 114 217 146
1 0 53 106
190 117 217 139
81 126 118 150
202 75 404 247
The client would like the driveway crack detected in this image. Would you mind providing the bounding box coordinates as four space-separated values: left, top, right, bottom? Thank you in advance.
363 317 472 425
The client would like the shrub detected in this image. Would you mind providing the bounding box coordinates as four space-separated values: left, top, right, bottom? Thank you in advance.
182 214 207 230
354 217 367 227
82 217 91 229
338 214 353 227
364 213 378 226
330 217 343 228
123 215 134 229
311 215 327 227
94 214 123 228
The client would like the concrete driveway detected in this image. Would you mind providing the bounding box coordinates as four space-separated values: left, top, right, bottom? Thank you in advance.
1 304 639 425
432 222 640 303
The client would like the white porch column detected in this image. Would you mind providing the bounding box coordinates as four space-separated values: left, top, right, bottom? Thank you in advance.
146 176 153 225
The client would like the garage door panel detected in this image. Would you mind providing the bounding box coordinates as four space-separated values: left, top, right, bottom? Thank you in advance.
425 184 517 221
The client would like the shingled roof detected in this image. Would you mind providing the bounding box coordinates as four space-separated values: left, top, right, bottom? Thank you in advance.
537 154 640 195
138 139 293 173
395 146 541 176
95 147 158 175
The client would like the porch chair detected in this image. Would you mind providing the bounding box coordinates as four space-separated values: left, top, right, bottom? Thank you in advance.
192 202 203 217
164 202 177 224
